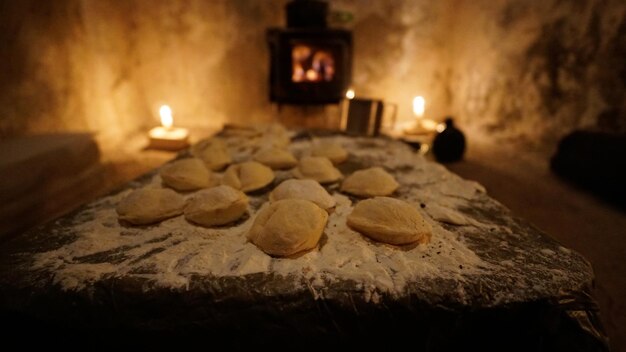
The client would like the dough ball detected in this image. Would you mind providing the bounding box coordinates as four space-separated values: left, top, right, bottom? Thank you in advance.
160 158 213 191
247 199 328 257
347 197 432 245
253 147 297 170
116 188 185 225
263 122 289 137
311 142 348 164
184 185 248 227
221 123 263 138
258 131 290 149
340 167 399 197
222 161 275 193
192 137 232 171
270 179 336 210
292 156 342 184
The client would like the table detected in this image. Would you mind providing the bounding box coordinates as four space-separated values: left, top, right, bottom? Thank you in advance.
0 130 609 350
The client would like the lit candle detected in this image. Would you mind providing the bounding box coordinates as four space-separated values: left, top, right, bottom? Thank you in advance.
408 96 438 133
404 96 430 135
413 96 425 119
148 105 190 151
160 105 173 129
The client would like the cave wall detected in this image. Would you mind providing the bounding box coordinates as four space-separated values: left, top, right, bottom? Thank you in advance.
447 0 626 149
0 0 283 140
0 0 450 141
0 0 624 150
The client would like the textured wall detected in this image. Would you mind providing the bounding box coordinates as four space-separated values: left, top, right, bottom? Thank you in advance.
0 0 624 150
342 0 451 126
0 0 450 140
447 0 626 149
0 0 284 139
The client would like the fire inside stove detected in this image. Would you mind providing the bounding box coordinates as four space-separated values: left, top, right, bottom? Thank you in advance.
291 44 335 82
267 0 352 104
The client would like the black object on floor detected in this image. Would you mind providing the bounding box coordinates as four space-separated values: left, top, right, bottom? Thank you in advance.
433 117 466 163
551 130 626 209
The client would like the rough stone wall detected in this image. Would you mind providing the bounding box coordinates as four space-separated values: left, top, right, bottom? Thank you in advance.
0 0 283 140
446 0 626 149
341 0 451 126
0 0 450 140
0 0 624 151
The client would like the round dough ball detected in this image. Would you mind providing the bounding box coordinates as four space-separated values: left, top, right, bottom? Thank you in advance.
340 167 399 197
221 161 275 193
254 123 291 149
116 188 185 225
221 123 263 138
160 158 213 191
264 122 289 137
270 179 336 210
253 147 297 170
258 131 290 149
192 137 232 171
347 197 432 245
247 199 328 257
292 156 342 184
311 142 348 164
184 185 248 227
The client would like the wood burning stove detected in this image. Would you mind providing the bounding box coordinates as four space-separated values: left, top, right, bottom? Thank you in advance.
267 0 352 105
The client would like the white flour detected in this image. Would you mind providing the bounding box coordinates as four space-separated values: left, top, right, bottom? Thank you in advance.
34 135 497 301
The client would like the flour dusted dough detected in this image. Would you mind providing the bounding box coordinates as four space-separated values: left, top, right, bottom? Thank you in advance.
269 179 336 210
116 188 185 225
292 156 342 184
257 123 291 149
253 147 297 170
247 199 328 257
311 142 348 164
340 167 399 197
160 158 213 191
184 185 248 227
347 197 432 245
220 123 263 138
222 161 275 192
192 137 232 171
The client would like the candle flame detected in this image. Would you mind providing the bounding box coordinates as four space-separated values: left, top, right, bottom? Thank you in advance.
436 123 446 133
159 105 173 129
346 89 355 99
413 96 425 118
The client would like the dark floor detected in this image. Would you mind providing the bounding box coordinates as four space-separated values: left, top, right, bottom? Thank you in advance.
444 140 626 352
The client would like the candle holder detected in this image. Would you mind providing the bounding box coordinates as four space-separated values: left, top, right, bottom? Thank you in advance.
148 126 190 151
147 105 190 151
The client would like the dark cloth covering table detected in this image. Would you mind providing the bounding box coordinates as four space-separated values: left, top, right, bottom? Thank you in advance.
0 131 608 351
